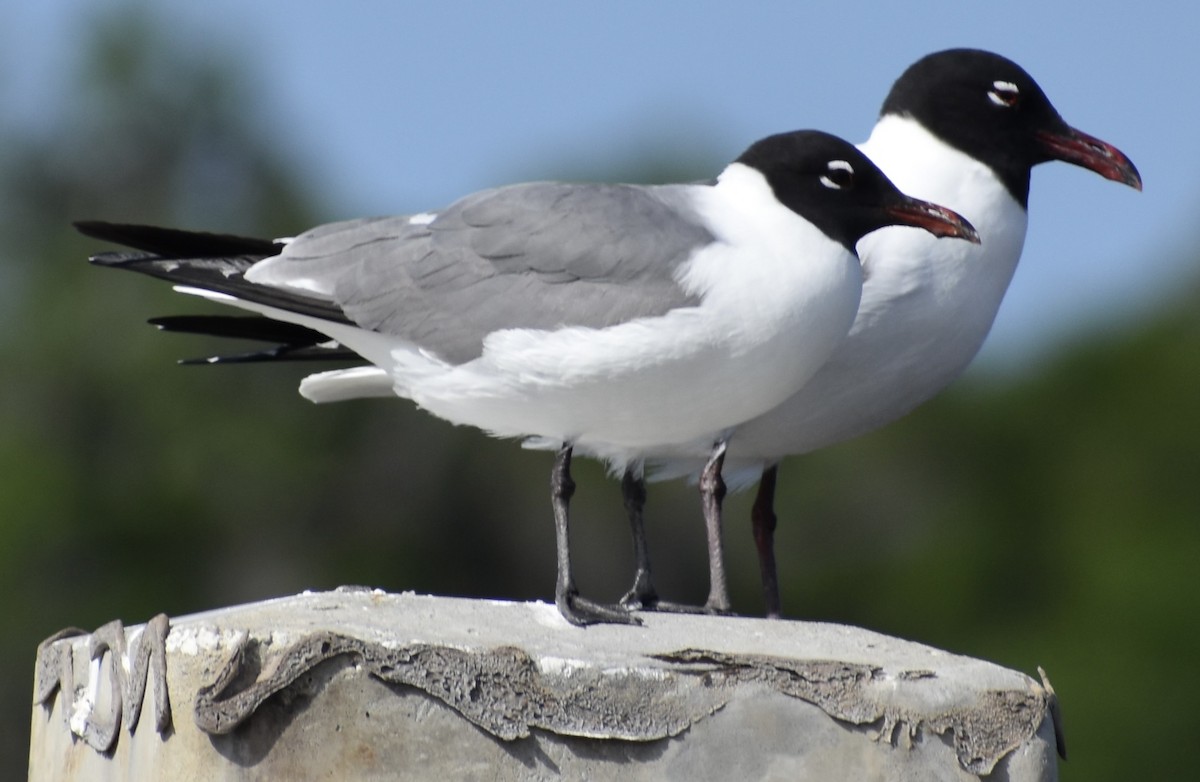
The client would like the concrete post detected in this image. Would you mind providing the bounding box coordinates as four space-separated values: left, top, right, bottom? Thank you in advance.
29 590 1062 780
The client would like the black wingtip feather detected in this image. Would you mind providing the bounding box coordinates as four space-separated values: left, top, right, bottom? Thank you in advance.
176 346 360 365
75 220 282 258
149 315 328 344
86 248 351 326
150 315 361 364
80 219 359 353
87 249 169 268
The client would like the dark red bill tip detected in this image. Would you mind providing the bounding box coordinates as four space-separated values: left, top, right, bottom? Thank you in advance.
1036 127 1142 191
886 200 982 244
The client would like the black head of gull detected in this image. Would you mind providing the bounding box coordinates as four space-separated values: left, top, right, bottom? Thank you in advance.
733 129 980 250
882 48 1142 207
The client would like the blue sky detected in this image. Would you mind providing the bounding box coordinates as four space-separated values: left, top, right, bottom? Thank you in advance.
4 1 1190 370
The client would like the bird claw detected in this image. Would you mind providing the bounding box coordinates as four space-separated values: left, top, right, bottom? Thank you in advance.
618 573 659 611
557 592 642 627
702 603 736 617
624 598 725 616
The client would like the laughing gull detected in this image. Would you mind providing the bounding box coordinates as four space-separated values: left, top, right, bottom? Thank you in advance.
80 129 978 626
621 49 1140 618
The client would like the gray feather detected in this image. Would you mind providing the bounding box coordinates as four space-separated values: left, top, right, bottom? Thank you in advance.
274 182 714 363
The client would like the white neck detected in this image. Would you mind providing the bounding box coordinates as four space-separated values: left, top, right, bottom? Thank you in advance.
855 114 1028 315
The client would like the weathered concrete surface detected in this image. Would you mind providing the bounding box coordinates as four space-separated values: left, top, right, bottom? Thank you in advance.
29 590 1061 781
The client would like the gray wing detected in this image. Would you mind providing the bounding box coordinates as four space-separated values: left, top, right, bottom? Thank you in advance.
274 182 714 364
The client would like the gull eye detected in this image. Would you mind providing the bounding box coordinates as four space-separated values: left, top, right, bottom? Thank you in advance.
820 159 854 190
988 80 1020 108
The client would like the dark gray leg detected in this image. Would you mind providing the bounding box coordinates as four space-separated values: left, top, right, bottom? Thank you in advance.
551 445 639 626
752 464 783 619
619 469 659 609
620 467 716 615
699 441 732 614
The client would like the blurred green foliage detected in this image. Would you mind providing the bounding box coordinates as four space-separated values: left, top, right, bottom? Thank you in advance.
3 8 1196 781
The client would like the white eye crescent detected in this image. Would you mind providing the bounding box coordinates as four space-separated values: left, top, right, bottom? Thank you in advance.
988 80 1020 107
820 159 854 190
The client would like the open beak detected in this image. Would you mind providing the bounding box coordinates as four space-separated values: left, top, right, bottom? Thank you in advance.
1036 126 1142 191
885 199 982 244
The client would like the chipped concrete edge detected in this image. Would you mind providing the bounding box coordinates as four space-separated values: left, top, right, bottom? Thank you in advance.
34 615 173 753
193 631 733 742
33 609 1059 776
191 631 1052 775
654 648 1055 776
